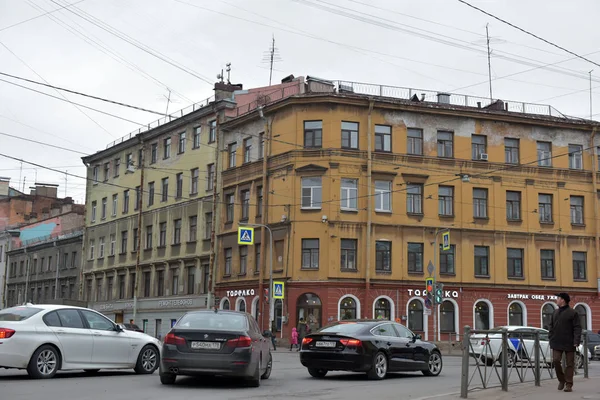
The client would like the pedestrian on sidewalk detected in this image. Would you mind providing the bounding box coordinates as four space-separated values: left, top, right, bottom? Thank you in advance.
290 327 299 351
549 292 581 392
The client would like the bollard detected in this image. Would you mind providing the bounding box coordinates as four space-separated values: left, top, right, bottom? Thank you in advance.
501 328 508 392
534 330 541 386
460 326 471 399
583 331 589 379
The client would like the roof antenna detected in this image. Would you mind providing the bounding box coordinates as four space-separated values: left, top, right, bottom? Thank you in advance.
262 35 282 86
226 63 231 84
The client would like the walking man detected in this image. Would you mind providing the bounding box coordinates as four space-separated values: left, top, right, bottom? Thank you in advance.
549 292 581 392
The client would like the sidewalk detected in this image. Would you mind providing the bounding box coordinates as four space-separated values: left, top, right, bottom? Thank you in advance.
432 376 598 400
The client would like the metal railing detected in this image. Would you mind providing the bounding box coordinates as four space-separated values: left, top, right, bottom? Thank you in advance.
16 228 84 249
460 326 589 398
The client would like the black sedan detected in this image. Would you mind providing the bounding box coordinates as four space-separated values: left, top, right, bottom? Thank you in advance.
159 310 272 387
299 320 442 380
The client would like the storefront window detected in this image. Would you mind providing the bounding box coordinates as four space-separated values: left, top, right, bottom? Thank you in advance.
297 293 322 332
275 299 283 331
222 298 230 310
575 305 588 330
508 302 523 326
541 303 555 330
440 301 455 333
237 298 246 313
374 298 391 320
408 299 423 332
474 301 490 330
339 297 357 320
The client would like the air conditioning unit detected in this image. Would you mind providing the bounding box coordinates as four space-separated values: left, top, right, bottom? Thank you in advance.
478 153 489 161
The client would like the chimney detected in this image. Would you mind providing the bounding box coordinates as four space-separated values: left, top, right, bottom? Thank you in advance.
0 177 9 197
214 82 243 101
437 93 451 104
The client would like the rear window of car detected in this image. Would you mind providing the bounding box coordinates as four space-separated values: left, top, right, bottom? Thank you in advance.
0 307 43 321
319 323 364 334
177 312 247 331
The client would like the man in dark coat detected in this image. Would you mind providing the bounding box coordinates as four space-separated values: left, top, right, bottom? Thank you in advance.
549 292 581 392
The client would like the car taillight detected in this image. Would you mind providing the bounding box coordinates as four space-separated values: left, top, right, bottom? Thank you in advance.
481 338 490 345
0 328 15 339
340 339 361 347
164 333 185 345
227 336 252 348
302 337 313 345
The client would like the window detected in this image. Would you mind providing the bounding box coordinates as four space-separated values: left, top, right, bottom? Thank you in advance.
406 184 423 214
120 230 128 253
193 126 201 148
301 177 322 209
159 222 167 247
112 194 118 216
171 270 179 295
598 147 600 171
341 121 359 149
148 182 155 206
225 194 235 222
101 197 107 219
570 196 584 225
568 144 583 169
374 125 391 152
163 137 171 159
304 121 322 148
157 270 164 296
189 216 197 242
138 148 143 167
56 309 85 329
439 244 455 275
438 186 453 216
161 177 169 202
173 219 182 245
178 132 186 154
104 163 110 181
107 277 113 301
258 132 265 159
187 267 195 294
114 158 120 177
339 297 357 320
374 298 391 320
91 201 97 222
542 304 555 330
254 246 261 275
146 225 153 249
301 239 319 269
208 120 216 143
150 143 157 164
133 229 139 251
407 243 423 273
109 234 115 256
340 179 358 210
474 246 489 276
473 188 488 218
507 248 523 278
537 141 551 167
239 246 248 275
505 138 519 164
471 134 487 160
203 264 210 293
206 164 215 190
407 128 423 155
205 212 212 239
340 239 357 271
372 323 398 337
92 165 99 183
224 248 232 275
440 301 455 332
506 191 521 220
538 194 553 223
256 186 263 217
241 190 250 220
135 186 140 210
540 249 555 279
129 273 136 298
573 251 587 280
374 180 391 212
375 241 391 272
575 305 588 330
243 138 251 163
99 237 105 258
437 131 453 157
228 143 237 168
176 173 183 198
123 190 129 214
508 303 523 326
474 301 490 330
190 168 199 194
126 153 133 168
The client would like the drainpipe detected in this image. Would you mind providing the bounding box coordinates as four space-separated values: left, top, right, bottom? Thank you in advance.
258 108 269 331
590 128 600 297
208 118 220 312
54 240 59 300
366 99 374 317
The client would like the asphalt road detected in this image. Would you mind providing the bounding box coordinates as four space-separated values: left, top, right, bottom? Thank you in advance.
0 353 597 400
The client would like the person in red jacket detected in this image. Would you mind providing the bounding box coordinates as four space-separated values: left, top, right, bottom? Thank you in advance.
549 292 582 392
290 327 299 351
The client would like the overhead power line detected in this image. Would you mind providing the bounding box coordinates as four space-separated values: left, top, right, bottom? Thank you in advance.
0 0 86 32
0 131 88 155
456 0 600 69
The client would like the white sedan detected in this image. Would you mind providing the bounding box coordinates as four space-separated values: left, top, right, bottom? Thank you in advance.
0 304 161 379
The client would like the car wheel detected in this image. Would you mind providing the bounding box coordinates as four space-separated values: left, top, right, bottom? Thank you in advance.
499 350 516 368
422 351 443 376
308 368 328 378
247 359 261 387
261 353 272 380
27 345 60 379
160 372 177 385
84 369 100 374
367 351 388 380
134 345 159 374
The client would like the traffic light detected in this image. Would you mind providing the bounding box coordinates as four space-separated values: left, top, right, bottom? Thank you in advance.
264 288 270 304
435 283 444 304
426 277 434 305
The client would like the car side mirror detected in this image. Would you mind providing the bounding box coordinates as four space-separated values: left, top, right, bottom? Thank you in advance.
115 324 124 332
413 334 421 342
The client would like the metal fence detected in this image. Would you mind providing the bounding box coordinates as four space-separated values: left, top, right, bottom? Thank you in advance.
460 326 589 398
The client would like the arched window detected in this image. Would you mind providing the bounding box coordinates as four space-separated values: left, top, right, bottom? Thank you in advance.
440 301 455 332
508 302 523 326
274 299 283 331
251 296 259 321
374 298 391 320
541 303 555 330
297 293 322 332
575 304 588 330
340 297 357 320
237 298 246 313
408 299 423 332
474 301 490 330
222 298 230 310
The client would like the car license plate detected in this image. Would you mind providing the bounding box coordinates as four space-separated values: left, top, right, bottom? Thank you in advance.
315 341 336 348
191 341 221 350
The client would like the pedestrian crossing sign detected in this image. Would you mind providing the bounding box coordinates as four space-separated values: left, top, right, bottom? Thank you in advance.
273 281 284 299
238 227 254 245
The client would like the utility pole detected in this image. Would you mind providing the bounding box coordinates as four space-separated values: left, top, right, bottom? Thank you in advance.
132 141 145 323
262 35 281 86
486 24 493 101
432 228 450 342
64 171 68 197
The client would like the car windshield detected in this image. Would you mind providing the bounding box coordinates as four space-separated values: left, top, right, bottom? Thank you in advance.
177 312 247 331
0 306 43 321
319 323 364 334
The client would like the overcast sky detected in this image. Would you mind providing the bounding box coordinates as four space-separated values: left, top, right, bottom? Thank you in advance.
1 0 599 203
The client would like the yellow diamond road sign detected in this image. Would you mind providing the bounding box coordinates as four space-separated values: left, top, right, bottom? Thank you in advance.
238 227 254 245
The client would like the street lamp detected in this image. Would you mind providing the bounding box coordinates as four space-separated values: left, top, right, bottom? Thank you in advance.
239 222 274 327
